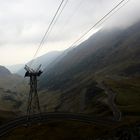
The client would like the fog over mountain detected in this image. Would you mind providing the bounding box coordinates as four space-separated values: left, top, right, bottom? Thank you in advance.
6 64 24 74
0 0 140 66
17 51 62 76
39 19 140 88
34 19 140 117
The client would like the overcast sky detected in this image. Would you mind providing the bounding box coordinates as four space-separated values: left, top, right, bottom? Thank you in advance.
0 0 139 66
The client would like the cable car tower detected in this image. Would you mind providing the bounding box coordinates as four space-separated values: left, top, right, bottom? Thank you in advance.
24 64 43 120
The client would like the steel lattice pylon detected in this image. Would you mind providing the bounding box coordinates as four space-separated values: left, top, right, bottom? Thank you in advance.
24 65 43 121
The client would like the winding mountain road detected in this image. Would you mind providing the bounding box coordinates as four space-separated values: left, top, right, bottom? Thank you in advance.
98 81 122 121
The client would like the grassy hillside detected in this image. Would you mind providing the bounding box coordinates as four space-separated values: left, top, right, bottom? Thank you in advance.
0 67 28 121
37 21 140 118
102 77 140 114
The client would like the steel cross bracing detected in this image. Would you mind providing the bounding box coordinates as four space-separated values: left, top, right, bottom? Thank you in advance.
24 65 43 121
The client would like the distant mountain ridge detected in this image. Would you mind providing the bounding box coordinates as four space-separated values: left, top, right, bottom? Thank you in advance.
0 65 28 115
0 66 11 76
17 51 62 76
7 64 24 74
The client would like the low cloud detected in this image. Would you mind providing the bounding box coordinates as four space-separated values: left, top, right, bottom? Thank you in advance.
0 0 139 65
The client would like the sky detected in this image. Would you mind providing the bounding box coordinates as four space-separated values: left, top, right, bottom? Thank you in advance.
0 0 139 66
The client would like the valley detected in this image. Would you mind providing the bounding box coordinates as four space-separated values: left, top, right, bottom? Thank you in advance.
0 66 28 123
0 18 140 140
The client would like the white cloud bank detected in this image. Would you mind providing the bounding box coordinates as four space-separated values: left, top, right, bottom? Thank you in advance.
0 0 139 65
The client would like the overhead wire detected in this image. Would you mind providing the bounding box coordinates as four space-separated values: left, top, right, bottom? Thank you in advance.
43 0 84 54
50 0 69 31
48 0 131 67
68 0 131 48
56 0 84 33
39 0 69 46
95 0 130 29
29 0 131 69
29 0 66 67
47 0 130 68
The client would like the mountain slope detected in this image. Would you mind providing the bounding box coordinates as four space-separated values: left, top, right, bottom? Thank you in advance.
40 21 140 89
7 64 24 74
17 51 62 76
0 66 28 120
0 66 11 76
37 21 140 117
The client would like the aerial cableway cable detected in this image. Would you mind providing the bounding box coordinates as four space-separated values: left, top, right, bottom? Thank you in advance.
96 0 130 28
49 0 130 66
29 0 130 68
37 0 69 51
34 0 69 58
29 0 67 67
55 0 84 35
69 0 130 48
49 0 69 33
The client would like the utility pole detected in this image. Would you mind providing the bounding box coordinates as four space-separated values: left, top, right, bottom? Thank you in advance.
24 65 43 121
